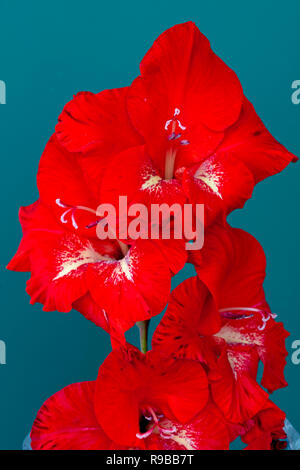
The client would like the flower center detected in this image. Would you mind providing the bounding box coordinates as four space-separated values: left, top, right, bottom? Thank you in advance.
136 406 176 440
164 108 189 180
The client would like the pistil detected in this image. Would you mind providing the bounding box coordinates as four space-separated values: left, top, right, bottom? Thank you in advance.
164 148 177 180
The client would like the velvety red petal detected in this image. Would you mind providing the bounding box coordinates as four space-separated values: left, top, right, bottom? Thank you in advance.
72 294 127 346
158 357 209 424
56 88 142 154
153 238 187 276
94 347 146 446
210 349 268 423
217 97 298 183
55 88 143 199
216 310 289 393
95 346 209 447
146 402 229 450
152 276 221 362
87 240 171 332
127 22 243 173
31 381 112 450
241 399 286 450
258 320 289 392
191 224 267 310
100 145 186 217
37 135 100 238
183 153 254 226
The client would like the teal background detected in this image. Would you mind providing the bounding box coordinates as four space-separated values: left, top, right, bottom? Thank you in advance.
0 0 299 450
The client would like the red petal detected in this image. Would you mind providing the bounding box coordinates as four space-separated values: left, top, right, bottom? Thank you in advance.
127 22 243 173
31 382 111 450
100 145 187 214
146 402 229 450
95 346 209 446
152 276 221 362
216 308 289 393
56 89 142 154
216 97 298 183
151 237 187 276
191 224 267 310
210 348 268 423
37 135 100 238
259 320 289 392
94 347 146 446
159 357 209 424
87 240 171 332
241 399 286 450
183 153 254 225
55 89 143 199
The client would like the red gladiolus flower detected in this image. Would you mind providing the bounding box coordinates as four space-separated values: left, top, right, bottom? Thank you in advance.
7 194 186 337
153 225 289 423
55 22 296 227
7 20 295 452
30 346 230 450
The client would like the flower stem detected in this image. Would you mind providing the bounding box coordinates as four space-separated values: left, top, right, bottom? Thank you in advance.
137 320 150 354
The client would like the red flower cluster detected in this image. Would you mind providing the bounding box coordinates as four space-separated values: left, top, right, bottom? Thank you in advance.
8 22 296 450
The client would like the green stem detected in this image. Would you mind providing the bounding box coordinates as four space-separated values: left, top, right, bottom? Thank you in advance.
136 320 150 354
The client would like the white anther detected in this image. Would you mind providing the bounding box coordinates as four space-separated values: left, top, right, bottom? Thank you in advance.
71 210 79 230
261 312 270 323
177 120 186 130
164 119 173 130
56 198 68 208
60 208 72 224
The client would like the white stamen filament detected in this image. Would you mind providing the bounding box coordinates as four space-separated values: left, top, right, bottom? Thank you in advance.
55 198 129 256
219 306 278 331
136 407 176 441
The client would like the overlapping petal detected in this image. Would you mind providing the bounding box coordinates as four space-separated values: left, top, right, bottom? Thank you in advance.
153 225 288 423
94 346 209 446
215 98 298 183
182 153 254 226
190 223 267 310
228 399 287 450
146 402 229 450
31 378 228 450
56 88 142 155
31 382 111 450
37 135 101 238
